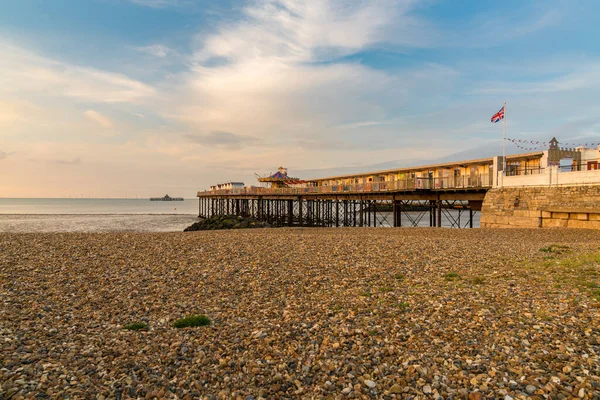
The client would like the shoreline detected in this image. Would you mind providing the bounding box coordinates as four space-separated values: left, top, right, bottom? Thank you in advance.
0 214 200 233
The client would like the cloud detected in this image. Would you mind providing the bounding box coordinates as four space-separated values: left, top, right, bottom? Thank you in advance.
193 0 424 64
129 0 180 8
135 44 174 58
183 131 259 149
0 41 155 104
0 151 14 160
84 110 114 129
445 4 565 49
50 157 82 165
470 62 600 95
164 0 446 146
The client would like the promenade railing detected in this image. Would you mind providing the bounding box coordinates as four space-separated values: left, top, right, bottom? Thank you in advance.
198 174 492 196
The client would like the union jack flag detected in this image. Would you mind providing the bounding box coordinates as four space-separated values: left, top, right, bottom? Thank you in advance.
491 106 505 123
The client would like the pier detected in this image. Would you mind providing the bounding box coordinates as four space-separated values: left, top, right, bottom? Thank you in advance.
197 153 536 228
198 140 600 229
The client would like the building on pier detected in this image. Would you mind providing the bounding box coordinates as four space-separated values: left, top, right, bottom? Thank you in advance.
196 138 600 228
257 166 307 189
209 182 245 191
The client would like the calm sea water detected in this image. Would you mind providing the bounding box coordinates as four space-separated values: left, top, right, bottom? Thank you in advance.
0 198 198 214
0 198 200 233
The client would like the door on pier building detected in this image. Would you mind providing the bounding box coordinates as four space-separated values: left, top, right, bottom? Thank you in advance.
469 166 479 187
454 169 461 188
587 161 598 170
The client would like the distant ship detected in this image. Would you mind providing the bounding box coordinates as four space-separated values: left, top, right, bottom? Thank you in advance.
150 194 184 201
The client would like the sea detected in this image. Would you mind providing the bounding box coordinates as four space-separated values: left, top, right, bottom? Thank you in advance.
0 198 200 233
0 198 480 232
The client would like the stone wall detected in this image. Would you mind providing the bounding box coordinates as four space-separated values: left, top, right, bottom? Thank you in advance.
481 186 600 228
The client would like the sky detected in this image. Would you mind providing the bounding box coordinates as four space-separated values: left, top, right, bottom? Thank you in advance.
1 0 600 197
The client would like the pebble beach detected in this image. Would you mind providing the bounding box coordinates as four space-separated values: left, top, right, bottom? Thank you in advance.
1 228 600 399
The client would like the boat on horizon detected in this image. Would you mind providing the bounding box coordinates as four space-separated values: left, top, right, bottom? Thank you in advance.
150 194 184 201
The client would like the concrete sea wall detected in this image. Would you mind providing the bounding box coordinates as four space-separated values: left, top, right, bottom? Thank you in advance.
481 185 600 228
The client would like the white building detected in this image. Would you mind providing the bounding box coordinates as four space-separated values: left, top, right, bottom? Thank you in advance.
209 182 245 191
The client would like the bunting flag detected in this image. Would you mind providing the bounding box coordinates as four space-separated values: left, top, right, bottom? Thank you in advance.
506 138 600 148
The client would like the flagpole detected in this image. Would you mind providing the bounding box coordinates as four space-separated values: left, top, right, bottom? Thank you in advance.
503 101 507 174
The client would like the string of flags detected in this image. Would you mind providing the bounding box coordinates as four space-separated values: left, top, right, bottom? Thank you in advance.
505 138 600 151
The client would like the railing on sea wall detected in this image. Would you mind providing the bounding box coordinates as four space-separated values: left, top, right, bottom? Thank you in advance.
502 164 600 187
198 175 492 196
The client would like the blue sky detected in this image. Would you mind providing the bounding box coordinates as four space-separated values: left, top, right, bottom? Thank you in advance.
1 0 599 197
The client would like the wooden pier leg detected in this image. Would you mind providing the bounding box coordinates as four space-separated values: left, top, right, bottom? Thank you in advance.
343 200 348 226
329 200 333 227
469 208 474 228
373 200 377 227
298 197 303 227
392 198 397 227
437 199 442 228
266 199 270 223
352 201 357 227
430 200 435 227
335 198 339 227
399 200 402 227
359 200 363 227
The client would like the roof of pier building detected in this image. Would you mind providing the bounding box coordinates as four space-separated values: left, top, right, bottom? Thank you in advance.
306 151 544 183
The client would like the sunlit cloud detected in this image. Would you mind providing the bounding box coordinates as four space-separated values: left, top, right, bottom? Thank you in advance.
129 0 181 8
183 131 260 149
135 44 174 58
0 41 156 104
50 157 82 165
84 110 114 129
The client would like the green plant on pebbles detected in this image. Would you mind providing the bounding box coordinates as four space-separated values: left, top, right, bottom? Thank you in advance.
539 244 571 254
393 273 405 281
173 314 211 328
444 272 461 281
471 276 485 285
123 322 149 331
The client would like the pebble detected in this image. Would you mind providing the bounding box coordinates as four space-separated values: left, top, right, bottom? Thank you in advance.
389 384 402 394
364 380 376 389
